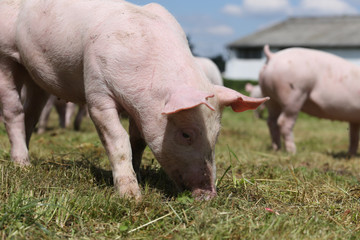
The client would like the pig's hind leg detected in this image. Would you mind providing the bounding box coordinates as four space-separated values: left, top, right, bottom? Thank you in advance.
277 90 307 154
0 60 48 164
266 100 282 151
73 104 87 131
23 77 50 145
54 99 68 128
277 110 297 154
0 59 28 165
129 117 147 180
88 97 141 199
348 123 359 156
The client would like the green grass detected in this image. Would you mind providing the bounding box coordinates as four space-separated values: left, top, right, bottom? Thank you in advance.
223 79 258 94
1 87 360 239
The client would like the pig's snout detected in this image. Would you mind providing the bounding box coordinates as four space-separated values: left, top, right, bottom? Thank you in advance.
170 166 216 201
189 171 217 201
192 188 217 201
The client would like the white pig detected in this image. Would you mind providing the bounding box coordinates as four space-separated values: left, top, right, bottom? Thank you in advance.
195 57 224 86
259 45 360 156
245 83 265 119
0 0 268 199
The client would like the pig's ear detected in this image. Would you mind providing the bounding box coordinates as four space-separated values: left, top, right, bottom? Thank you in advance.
162 87 215 115
215 85 269 112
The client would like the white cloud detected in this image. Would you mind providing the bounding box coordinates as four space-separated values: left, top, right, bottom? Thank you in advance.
206 25 234 35
222 0 291 17
298 0 358 15
243 0 291 14
222 0 358 17
222 4 242 16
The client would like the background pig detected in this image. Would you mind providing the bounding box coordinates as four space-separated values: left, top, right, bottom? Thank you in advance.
0 0 268 199
259 45 360 156
37 95 87 133
245 83 265 119
195 57 224 86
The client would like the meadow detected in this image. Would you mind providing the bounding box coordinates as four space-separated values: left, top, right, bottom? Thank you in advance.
0 80 359 239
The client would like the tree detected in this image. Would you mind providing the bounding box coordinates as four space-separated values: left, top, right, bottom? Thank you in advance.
186 35 196 56
211 55 225 73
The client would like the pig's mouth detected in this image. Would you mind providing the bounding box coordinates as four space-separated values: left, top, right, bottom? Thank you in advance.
167 167 217 200
191 188 217 201
176 183 217 201
174 176 217 201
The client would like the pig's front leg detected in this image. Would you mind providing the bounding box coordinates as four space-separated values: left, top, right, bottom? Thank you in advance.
88 99 141 199
348 122 359 156
129 117 147 179
23 79 50 145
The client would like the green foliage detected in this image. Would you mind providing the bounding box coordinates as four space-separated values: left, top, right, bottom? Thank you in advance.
223 79 258 94
0 98 360 239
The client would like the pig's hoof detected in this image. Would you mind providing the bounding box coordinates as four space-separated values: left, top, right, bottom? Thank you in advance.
271 143 281 151
114 177 142 200
120 188 142 200
13 157 31 167
346 152 355 159
37 128 46 134
285 143 296 154
192 189 217 201
119 188 142 201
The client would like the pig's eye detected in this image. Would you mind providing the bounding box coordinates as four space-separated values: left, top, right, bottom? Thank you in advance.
182 132 190 139
176 128 196 146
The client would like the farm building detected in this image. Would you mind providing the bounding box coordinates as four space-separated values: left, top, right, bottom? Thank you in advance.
224 16 360 80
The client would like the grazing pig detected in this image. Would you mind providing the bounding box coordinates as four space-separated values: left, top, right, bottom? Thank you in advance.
245 83 265 119
37 95 87 134
259 45 360 156
0 0 268 199
195 57 224 86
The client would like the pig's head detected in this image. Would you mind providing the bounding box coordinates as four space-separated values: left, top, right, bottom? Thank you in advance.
144 84 269 200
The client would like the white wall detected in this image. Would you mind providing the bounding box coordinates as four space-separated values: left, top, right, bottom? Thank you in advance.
224 48 360 81
223 58 266 80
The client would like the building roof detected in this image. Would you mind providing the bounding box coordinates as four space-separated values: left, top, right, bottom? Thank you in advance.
228 16 360 49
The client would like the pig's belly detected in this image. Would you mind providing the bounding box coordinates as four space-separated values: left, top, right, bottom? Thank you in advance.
22 56 86 104
302 97 360 123
16 26 86 103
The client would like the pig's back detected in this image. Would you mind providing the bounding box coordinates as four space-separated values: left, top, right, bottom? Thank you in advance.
15 0 124 102
14 0 172 103
297 49 360 122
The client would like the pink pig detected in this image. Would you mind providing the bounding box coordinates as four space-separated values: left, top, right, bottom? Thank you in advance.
195 57 224 86
0 0 268 199
245 83 265 119
260 45 360 156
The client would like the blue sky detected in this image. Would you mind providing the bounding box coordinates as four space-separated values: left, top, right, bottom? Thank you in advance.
127 0 360 58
